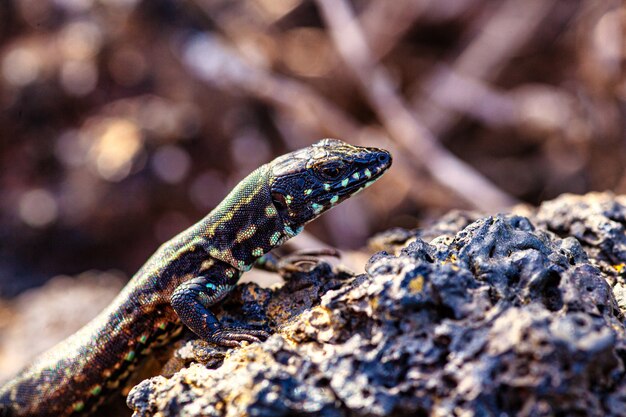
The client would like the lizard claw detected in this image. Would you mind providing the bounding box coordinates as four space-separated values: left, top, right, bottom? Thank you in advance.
278 248 341 274
255 249 340 273
208 327 271 347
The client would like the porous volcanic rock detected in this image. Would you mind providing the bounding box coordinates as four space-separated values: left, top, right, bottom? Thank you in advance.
127 192 626 417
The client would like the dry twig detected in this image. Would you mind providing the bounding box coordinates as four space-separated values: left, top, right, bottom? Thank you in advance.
415 0 557 135
315 0 519 211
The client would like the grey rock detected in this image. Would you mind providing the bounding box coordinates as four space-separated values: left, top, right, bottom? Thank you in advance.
127 192 626 417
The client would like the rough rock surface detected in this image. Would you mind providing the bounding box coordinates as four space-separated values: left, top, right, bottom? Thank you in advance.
126 192 626 417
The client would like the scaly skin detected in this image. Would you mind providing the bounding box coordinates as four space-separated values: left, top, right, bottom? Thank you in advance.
0 139 392 417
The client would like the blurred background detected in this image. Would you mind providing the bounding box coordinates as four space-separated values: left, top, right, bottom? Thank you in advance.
0 0 624 298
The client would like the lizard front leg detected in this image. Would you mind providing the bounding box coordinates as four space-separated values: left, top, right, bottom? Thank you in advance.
171 274 269 347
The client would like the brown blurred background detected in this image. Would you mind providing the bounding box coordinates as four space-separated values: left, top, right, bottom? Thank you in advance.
0 0 624 296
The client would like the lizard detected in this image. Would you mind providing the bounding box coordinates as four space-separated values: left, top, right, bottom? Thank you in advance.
0 138 392 417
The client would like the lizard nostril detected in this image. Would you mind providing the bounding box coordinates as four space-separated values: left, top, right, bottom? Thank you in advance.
377 153 390 164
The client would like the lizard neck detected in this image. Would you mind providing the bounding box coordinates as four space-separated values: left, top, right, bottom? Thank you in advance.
193 164 296 271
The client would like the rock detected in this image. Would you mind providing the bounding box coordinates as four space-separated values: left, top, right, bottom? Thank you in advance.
124 192 626 416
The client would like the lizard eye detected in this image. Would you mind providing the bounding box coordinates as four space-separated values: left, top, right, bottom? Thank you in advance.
318 162 346 181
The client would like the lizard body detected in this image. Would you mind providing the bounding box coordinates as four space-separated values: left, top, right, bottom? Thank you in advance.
0 139 391 416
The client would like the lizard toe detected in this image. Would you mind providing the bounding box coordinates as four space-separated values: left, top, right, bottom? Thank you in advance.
209 327 270 347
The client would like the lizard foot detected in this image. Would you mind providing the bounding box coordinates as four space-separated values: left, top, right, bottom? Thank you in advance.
208 327 271 347
277 248 341 274
255 248 340 273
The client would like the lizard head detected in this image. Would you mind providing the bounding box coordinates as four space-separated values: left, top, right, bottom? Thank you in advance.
269 138 392 230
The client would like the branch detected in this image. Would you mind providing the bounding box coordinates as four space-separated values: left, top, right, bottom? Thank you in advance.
415 0 557 136
315 0 519 211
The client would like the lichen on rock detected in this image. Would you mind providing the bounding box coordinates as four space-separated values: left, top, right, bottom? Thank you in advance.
127 192 626 417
